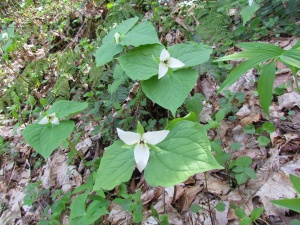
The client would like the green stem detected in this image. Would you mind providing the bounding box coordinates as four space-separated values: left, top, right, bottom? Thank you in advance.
67 139 88 166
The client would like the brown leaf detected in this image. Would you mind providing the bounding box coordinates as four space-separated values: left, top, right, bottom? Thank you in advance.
178 186 203 212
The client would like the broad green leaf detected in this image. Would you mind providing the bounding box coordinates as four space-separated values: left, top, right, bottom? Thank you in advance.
235 208 247 219
244 167 257 179
119 44 164 80
250 207 264 221
217 54 278 94
109 64 126 94
95 43 123 67
95 17 139 66
215 108 227 123
93 140 135 190
169 43 212 67
211 141 232 166
22 120 75 158
47 100 88 119
262 122 276 133
241 2 260 25
243 124 255 134
184 93 205 117
143 69 198 115
291 219 300 225
290 174 300 194
215 202 226 212
166 112 199 130
230 156 252 169
239 217 252 225
235 172 248 185
69 191 89 221
120 22 160 47
102 17 139 44
114 198 133 211
258 136 270 146
144 121 222 187
271 198 300 213
257 62 276 116
280 49 300 68
83 201 108 225
190 205 202 213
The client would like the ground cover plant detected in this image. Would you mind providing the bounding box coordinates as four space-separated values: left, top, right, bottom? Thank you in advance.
0 0 300 224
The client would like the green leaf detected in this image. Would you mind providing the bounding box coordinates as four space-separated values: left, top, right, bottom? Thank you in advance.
22 121 75 158
244 167 257 179
258 136 270 146
143 69 198 115
166 112 199 130
169 43 212 67
83 202 108 225
120 22 160 47
280 49 300 68
144 121 222 187
160 215 170 225
113 198 133 210
215 202 226 212
271 198 300 213
119 44 164 80
235 172 248 185
290 219 300 225
102 17 139 44
93 141 135 190
235 208 247 219
243 124 255 134
262 122 276 133
240 2 260 25
290 174 300 194
211 141 232 166
231 156 252 168
239 217 252 225
237 42 283 55
95 17 139 66
47 100 88 119
95 43 123 67
215 108 227 123
230 142 242 151
257 62 275 116
190 204 202 213
250 207 264 221
217 54 278 94
184 93 205 117
69 191 89 221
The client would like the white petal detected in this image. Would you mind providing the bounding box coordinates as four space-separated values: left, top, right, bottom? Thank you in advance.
117 128 140 145
49 112 56 117
168 57 185 69
158 62 168 79
143 130 170 145
249 0 253 5
114 32 120 44
134 144 150 172
39 116 49 124
51 117 60 125
160 49 170 61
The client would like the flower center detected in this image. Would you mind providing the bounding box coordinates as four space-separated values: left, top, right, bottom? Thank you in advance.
163 59 169 65
139 139 146 145
47 115 55 122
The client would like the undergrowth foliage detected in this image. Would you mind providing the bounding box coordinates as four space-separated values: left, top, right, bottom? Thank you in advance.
1 0 300 224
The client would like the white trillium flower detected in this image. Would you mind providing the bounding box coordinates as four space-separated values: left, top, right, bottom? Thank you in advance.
114 32 121 44
158 49 185 79
249 0 253 5
117 128 169 172
39 112 59 125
